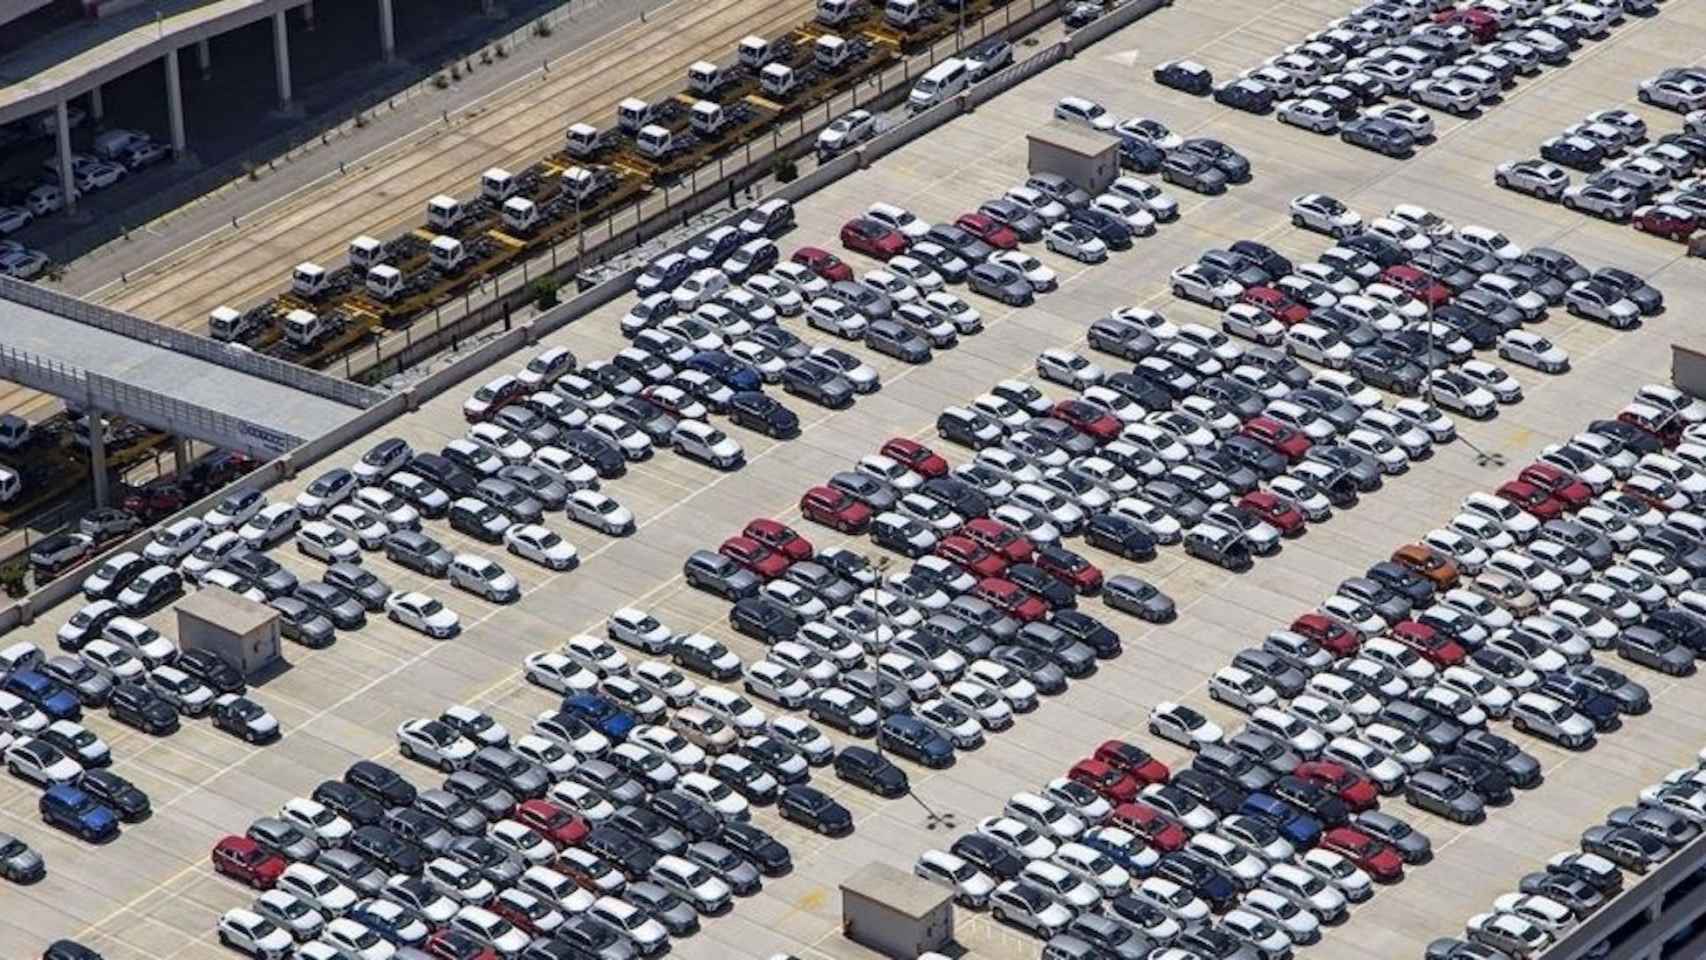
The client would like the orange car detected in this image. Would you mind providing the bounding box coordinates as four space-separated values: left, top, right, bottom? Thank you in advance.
1391 543 1460 589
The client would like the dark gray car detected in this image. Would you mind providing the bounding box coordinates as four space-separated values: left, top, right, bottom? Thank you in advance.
865 319 933 363
1540 519 1614 567
1338 576 1411 623
1457 729 1541 788
384 531 453 577
831 280 893 321
1305 445 1382 491
1565 663 1650 714
829 470 899 512
681 550 761 601
42 655 112 706
497 464 569 510
1230 648 1306 698
1354 809 1432 862
569 759 649 807
1289 389 1363 432
474 478 544 525
316 847 390 897
471 746 550 799
294 581 367 630
1103 574 1175 621
1142 480 1209 524
323 563 393 611
978 198 1045 241
0 831 44 882
783 561 856 607
415 788 488 836
222 550 298 598
1088 317 1160 361
247 816 318 863
270 597 335 647
625 880 702 936
968 262 1035 306
443 770 519 821
946 595 1020 641
842 669 912 714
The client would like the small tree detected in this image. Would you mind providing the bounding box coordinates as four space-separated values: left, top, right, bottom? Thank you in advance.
0 560 28 598
533 279 560 309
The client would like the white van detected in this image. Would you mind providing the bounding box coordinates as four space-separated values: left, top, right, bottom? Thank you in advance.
0 465 19 504
909 58 970 113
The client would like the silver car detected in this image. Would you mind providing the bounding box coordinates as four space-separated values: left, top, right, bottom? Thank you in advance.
0 831 43 882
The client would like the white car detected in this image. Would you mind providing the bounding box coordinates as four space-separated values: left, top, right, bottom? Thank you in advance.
1089 193 1157 234
218 908 295 959
1148 700 1224 749
4 736 82 786
503 524 578 570
396 718 476 770
1055 95 1117 131
1171 263 1244 308
295 521 362 565
1289 193 1362 237
385 592 459 638
281 797 352 848
992 250 1058 291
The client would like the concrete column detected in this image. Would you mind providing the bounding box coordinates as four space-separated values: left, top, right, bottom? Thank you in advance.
54 99 76 215
172 436 192 476
482 0 494 13
88 410 109 508
88 84 103 121
272 10 293 108
301 0 315 29
377 0 395 61
197 38 211 76
165 48 186 155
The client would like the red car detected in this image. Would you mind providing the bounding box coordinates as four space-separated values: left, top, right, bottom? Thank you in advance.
880 437 949 478
718 536 790 579
792 246 854 282
799 485 873 532
1051 400 1122 442
1035 544 1104 594
1069 759 1141 802
1435 6 1498 42
1241 416 1311 462
425 930 501 960
1290 613 1360 657
962 517 1034 563
1240 286 1311 325
1518 463 1592 510
935 535 1009 577
972 577 1048 622
1322 826 1405 883
1496 480 1564 520
490 891 557 938
742 518 814 561
211 835 285 889
1390 620 1466 667
514 798 589 847
121 481 187 520
954 212 1020 250
1618 405 1681 446
840 217 910 259
1238 491 1305 537
1634 204 1699 242
1295 761 1379 812
1093 739 1171 786
1110 801 1186 851
1381 264 1450 307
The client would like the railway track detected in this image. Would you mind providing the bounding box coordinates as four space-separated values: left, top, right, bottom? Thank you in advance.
0 0 815 422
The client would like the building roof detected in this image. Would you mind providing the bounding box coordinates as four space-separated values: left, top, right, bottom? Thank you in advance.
176 583 276 634
1029 122 1117 158
840 861 949 921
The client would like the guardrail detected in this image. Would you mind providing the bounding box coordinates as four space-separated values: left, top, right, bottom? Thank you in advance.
0 0 1168 634
1536 834 1706 960
0 342 304 458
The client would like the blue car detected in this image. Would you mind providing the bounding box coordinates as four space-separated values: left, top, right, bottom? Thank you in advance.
1537 675 1621 732
2 670 82 722
39 784 119 842
1080 830 1158 878
876 715 954 769
1240 791 1324 847
686 351 763 393
561 693 636 739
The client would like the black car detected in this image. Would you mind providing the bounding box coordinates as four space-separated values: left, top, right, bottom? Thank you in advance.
1173 768 1247 817
778 785 853 835
672 635 744 680
924 224 994 263
557 429 627 478
349 824 422 875
1221 435 1288 479
107 683 179 736
1154 60 1214 95
727 391 800 439
1069 207 1135 249
175 649 245 696
1542 136 1604 170
313 780 386 827
719 819 792 875
1432 306 1501 349
1084 512 1157 560
1430 753 1513 806
1104 371 1174 410
1341 116 1415 157
729 597 798 643
1230 240 1291 280
1213 78 1276 112
1118 137 1165 173
951 832 1025 881
1051 609 1121 657
834 745 912 797
1155 851 1239 911
809 689 879 737
345 759 418 809
1006 563 1076 610
406 453 476 497
78 769 150 822
919 476 989 520
1341 231 1407 268
213 696 281 744
1272 775 1348 826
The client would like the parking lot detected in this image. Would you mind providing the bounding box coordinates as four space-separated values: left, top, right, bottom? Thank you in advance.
4 0 1706 956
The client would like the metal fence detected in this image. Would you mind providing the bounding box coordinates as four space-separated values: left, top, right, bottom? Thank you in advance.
0 276 382 410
